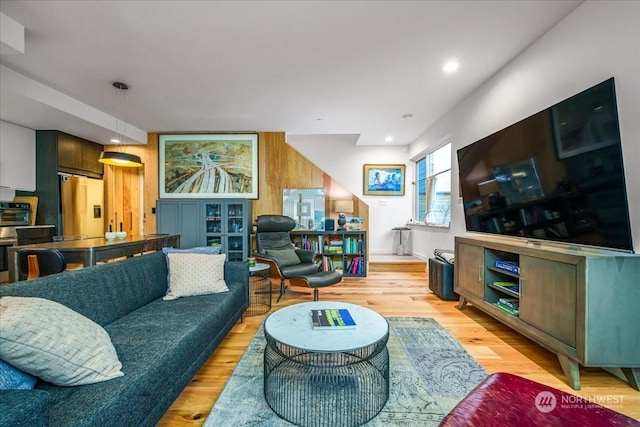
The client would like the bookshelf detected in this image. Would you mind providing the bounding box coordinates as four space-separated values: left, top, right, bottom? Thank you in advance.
291 230 367 277
454 234 640 391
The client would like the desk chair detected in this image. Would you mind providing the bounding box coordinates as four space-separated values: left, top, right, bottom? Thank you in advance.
17 248 67 281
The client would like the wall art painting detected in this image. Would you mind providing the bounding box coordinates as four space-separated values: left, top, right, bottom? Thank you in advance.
363 164 405 196
159 133 258 198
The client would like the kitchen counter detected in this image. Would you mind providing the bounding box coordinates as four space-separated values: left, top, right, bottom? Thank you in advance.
7 234 180 282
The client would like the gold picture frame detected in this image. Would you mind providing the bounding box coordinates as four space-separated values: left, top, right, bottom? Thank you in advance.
363 164 405 196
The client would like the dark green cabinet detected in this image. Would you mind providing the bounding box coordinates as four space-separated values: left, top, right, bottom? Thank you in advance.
156 199 252 261
155 201 203 249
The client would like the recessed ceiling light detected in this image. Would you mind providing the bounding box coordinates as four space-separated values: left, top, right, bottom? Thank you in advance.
443 60 460 73
385 136 393 142
110 138 121 143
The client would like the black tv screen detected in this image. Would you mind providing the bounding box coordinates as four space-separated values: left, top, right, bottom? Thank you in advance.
457 78 633 252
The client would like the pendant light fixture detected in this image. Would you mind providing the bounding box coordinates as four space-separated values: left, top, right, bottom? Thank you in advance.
99 82 143 168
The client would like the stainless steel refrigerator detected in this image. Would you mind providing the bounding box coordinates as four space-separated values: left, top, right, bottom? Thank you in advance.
59 175 104 238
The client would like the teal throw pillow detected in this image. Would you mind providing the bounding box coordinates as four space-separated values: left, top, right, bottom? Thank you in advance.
0 359 37 390
266 248 301 267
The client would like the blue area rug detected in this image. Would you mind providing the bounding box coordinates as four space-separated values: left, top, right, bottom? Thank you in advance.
204 317 487 426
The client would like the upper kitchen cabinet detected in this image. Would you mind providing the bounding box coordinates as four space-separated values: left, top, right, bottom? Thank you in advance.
55 132 104 178
0 120 36 191
16 130 105 232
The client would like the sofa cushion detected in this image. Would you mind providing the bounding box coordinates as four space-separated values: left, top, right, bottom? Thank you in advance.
162 246 222 256
0 360 36 390
0 390 50 427
0 251 170 328
33 275 248 426
0 296 123 386
266 248 301 267
164 253 228 300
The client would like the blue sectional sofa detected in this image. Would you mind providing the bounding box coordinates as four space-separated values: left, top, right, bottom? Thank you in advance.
0 250 249 427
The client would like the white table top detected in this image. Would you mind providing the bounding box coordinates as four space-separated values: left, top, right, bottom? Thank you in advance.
264 301 388 352
249 262 269 273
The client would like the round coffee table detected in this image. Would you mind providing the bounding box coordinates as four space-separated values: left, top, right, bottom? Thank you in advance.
263 301 389 427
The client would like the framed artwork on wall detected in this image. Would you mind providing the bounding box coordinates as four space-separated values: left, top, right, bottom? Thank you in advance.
159 133 258 198
363 164 405 196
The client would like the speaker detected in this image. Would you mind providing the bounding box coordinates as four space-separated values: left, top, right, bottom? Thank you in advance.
324 219 335 231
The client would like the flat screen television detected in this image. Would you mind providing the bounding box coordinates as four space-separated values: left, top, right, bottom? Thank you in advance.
457 77 633 252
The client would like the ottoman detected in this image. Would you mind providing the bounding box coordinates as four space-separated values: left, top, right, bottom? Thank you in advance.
429 257 457 300
289 270 342 301
439 373 638 427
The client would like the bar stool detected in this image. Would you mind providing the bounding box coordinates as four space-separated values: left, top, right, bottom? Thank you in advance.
17 248 67 280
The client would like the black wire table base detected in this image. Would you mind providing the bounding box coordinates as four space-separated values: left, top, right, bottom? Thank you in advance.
247 267 272 316
264 331 390 427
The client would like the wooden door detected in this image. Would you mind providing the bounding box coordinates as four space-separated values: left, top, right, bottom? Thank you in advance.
105 165 142 235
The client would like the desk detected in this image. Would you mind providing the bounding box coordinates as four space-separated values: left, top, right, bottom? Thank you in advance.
8 234 180 282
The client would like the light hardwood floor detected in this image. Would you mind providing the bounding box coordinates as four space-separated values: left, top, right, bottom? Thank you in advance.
157 270 640 425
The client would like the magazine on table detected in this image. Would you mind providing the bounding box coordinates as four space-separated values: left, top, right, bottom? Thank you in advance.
311 308 356 330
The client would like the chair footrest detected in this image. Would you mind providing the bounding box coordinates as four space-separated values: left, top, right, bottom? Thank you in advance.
289 271 342 288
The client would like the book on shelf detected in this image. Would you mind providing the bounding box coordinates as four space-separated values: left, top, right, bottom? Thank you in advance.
297 236 320 252
492 281 520 293
494 260 520 275
322 256 336 271
498 297 519 309
310 308 356 330
345 256 364 275
495 302 519 316
344 237 363 254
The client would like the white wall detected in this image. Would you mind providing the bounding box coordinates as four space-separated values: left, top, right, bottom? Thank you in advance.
287 134 413 255
0 119 36 198
287 2 640 258
409 0 640 256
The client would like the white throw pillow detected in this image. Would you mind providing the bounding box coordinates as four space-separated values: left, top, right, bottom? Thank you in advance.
164 253 228 300
0 296 123 386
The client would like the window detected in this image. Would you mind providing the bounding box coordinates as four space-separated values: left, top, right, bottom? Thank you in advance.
415 142 451 226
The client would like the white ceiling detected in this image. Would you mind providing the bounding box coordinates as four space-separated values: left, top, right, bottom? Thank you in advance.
0 0 582 147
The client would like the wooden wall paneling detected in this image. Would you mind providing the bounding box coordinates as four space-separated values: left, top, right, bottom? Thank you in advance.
253 131 368 233
103 164 114 232
105 135 157 235
113 166 140 234
103 131 367 237
255 132 284 216
140 134 159 235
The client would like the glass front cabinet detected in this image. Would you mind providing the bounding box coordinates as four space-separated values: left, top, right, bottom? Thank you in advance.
204 201 250 261
157 199 252 261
